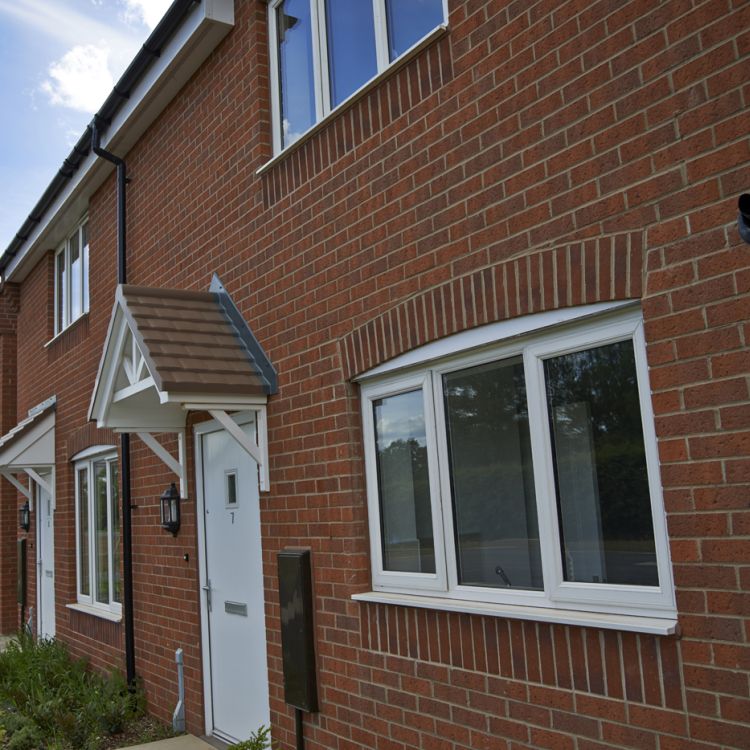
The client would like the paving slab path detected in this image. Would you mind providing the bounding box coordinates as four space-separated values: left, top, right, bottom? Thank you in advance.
122 735 218 750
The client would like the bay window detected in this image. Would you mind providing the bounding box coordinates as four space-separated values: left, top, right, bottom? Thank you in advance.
268 0 447 152
75 450 121 615
360 307 676 625
54 220 89 334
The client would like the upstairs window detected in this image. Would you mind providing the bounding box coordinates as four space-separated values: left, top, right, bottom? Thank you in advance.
269 0 446 152
54 219 89 334
74 450 121 615
360 308 676 622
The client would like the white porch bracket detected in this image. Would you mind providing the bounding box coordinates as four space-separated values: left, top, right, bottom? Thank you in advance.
208 408 269 492
136 431 187 499
1 471 31 500
25 468 53 498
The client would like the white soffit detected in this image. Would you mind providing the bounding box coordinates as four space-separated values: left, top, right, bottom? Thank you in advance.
4 0 235 282
0 398 56 470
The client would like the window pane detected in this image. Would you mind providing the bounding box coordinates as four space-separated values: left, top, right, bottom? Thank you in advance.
226 471 237 506
77 468 90 596
110 462 121 604
444 357 542 590
93 461 110 604
56 250 67 330
277 0 316 147
385 0 444 60
325 0 377 107
545 340 658 587
81 223 89 313
70 231 81 322
373 389 435 574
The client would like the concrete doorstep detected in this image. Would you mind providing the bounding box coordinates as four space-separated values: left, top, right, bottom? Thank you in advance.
123 736 218 750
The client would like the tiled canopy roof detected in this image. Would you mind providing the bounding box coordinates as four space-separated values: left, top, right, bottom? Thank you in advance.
118 284 273 396
89 275 276 432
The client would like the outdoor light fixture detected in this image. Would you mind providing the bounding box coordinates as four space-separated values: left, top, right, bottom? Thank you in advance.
160 483 181 536
19 501 30 532
738 194 750 244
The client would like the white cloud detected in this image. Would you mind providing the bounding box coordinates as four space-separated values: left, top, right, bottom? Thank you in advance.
0 0 137 55
40 44 114 113
120 0 171 30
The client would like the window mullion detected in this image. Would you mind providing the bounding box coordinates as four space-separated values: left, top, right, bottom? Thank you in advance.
424 371 448 592
311 0 327 119
523 346 561 604
88 463 96 605
372 0 389 72
430 368 457 593
62 243 68 329
268 1 283 154
77 225 84 317
74 469 81 599
106 461 114 607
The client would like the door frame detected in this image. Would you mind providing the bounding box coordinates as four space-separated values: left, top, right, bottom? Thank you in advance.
194 412 263 738
35 470 55 639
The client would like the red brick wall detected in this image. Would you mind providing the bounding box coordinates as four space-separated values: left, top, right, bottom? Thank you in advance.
0 283 19 632
3 0 749 748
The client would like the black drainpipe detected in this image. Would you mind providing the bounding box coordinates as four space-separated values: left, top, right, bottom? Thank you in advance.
91 116 136 687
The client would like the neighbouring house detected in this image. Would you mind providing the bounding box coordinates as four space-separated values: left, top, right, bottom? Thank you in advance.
0 1 748 747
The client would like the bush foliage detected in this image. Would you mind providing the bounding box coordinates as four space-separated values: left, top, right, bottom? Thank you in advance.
0 634 149 750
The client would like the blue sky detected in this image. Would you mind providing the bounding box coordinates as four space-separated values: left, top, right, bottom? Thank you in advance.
0 0 172 251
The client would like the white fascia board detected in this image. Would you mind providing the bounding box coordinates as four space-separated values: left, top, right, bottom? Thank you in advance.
5 0 235 282
89 302 127 424
0 411 55 469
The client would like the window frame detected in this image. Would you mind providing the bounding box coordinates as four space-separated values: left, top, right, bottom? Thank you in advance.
54 218 89 335
360 307 676 621
74 449 121 617
267 0 448 154
362 371 447 593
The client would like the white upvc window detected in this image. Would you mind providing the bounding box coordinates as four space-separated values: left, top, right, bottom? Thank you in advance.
54 219 89 334
360 307 676 622
268 0 447 153
74 450 121 615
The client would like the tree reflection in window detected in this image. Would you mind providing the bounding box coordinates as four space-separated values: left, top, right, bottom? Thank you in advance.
545 340 658 586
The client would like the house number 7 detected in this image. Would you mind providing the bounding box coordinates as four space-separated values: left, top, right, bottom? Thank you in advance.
230 512 235 524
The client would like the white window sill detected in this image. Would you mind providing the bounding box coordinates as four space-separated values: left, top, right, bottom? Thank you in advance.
45 312 89 348
66 602 122 623
352 591 679 636
257 24 448 177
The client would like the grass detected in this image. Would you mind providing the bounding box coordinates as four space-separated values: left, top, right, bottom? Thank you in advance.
0 633 175 749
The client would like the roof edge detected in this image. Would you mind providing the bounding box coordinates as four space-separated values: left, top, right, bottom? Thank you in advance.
210 274 278 395
1 0 235 281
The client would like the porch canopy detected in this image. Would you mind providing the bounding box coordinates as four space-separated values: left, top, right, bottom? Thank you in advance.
0 397 56 502
88 275 277 494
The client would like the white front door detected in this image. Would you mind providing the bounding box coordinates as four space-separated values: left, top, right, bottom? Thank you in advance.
197 416 270 744
37 479 55 639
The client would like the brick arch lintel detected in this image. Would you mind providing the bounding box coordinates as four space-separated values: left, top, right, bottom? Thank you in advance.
66 422 118 463
341 231 644 381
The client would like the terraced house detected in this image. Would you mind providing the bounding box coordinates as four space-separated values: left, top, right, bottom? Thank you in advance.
0 0 748 748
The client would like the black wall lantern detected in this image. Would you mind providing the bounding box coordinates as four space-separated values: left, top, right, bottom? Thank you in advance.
19 501 30 532
160 483 181 536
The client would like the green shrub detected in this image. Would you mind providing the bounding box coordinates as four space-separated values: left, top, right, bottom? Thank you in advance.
230 725 277 750
0 633 150 749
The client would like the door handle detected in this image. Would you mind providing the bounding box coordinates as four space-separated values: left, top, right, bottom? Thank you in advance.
202 579 212 612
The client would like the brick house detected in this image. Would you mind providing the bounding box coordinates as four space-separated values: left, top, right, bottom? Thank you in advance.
0 0 748 748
